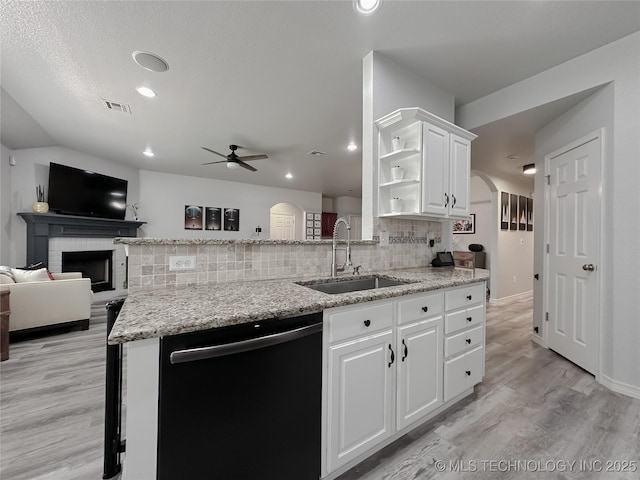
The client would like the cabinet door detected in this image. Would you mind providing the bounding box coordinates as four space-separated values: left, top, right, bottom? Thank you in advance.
397 318 443 430
327 330 395 472
444 346 484 402
448 134 471 218
421 123 449 216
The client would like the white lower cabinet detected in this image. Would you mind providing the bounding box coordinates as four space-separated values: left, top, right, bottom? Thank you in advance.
327 329 395 472
396 318 442 430
323 284 485 477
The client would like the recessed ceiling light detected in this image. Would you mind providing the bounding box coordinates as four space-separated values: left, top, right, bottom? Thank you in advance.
136 86 157 98
285 172 293 179
307 150 325 156
132 50 169 72
354 0 381 15
507 155 519 160
523 164 536 175
347 143 358 151
143 149 154 157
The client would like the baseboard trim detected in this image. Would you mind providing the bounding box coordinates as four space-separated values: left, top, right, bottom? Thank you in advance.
598 374 640 400
530 333 546 348
489 290 533 306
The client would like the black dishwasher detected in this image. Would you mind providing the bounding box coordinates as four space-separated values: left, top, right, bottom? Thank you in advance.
157 312 323 480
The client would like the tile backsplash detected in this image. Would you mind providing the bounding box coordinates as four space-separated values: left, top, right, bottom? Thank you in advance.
124 219 442 292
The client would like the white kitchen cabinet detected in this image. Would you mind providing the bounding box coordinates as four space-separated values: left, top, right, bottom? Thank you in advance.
443 284 486 402
323 285 485 478
375 107 476 220
396 317 442 430
326 329 395 472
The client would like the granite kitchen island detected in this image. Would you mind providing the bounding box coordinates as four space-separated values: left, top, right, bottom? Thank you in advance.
110 266 488 480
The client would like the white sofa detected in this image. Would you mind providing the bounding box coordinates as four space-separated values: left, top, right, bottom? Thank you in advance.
2 272 93 333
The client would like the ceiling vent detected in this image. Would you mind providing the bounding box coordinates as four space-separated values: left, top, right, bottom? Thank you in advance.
307 149 325 156
102 99 132 114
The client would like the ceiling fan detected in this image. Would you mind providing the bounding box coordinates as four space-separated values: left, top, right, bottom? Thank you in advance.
201 144 268 172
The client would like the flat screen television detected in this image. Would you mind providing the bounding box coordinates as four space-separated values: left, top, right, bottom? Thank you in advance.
48 162 128 220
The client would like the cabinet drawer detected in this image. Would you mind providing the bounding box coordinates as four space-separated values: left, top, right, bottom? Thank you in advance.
444 304 484 334
444 325 483 358
444 346 484 402
445 283 485 311
397 291 443 325
327 301 394 343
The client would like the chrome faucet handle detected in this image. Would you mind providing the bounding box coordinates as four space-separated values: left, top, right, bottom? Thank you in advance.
353 265 362 275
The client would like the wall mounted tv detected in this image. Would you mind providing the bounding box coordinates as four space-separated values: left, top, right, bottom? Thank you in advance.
48 162 128 220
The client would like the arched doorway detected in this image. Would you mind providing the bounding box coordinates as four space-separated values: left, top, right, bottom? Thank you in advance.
269 203 304 240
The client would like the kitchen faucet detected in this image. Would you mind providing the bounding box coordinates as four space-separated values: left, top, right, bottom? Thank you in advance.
331 217 353 277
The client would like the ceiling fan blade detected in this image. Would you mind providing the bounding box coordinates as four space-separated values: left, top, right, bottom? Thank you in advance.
237 154 268 161
201 160 228 165
201 147 228 158
238 160 257 172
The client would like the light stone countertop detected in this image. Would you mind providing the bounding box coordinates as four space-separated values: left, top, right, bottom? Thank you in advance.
114 237 377 245
108 267 489 344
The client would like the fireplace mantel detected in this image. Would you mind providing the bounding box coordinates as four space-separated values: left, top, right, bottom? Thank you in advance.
18 213 145 266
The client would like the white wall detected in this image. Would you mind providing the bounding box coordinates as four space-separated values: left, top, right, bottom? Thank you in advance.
1 144 12 264
457 32 640 392
362 51 456 239
139 170 322 239
6 146 141 267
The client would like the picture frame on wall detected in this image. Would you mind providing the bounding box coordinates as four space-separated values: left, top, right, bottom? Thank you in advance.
510 194 518 230
501 192 509 230
527 198 534 231
205 207 222 231
223 208 240 231
184 205 203 230
518 195 527 230
452 214 475 234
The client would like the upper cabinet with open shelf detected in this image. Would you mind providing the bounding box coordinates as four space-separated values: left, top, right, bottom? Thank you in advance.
375 108 477 220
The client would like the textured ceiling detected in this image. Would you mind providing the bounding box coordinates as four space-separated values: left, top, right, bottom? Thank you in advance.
1 1 638 196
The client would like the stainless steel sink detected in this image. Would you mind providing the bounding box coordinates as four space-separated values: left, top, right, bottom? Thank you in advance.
297 275 413 295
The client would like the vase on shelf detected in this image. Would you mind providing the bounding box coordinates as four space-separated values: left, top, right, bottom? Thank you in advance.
390 197 403 213
32 202 49 214
390 165 405 181
391 136 404 151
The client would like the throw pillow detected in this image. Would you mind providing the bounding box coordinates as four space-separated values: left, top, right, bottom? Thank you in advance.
0 274 14 284
0 266 14 282
11 267 52 283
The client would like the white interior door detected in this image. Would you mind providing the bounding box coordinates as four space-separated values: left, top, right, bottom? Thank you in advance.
270 213 295 240
546 134 601 375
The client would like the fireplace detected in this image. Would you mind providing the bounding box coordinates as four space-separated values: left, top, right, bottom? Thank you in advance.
62 250 113 293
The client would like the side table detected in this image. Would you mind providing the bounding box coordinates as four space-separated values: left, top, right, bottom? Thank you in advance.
1 289 10 361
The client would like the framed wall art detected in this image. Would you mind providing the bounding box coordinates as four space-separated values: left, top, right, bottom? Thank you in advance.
527 197 534 231
205 207 222 231
501 192 509 230
452 214 475 234
518 195 527 230
184 205 203 230
224 208 240 231
510 194 518 231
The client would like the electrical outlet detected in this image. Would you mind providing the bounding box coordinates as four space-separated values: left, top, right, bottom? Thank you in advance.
169 255 196 271
379 231 389 246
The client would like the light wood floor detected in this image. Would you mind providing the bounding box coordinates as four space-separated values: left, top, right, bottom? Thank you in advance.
1 294 638 480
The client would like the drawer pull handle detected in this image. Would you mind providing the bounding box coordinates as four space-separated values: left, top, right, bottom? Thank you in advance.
388 345 395 368
465 370 471 376
467 295 472 300
465 338 471 344
401 339 408 362
466 316 472 322
421 306 428 312
363 319 371 327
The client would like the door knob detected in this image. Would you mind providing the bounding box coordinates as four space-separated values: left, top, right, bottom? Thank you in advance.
582 264 595 271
